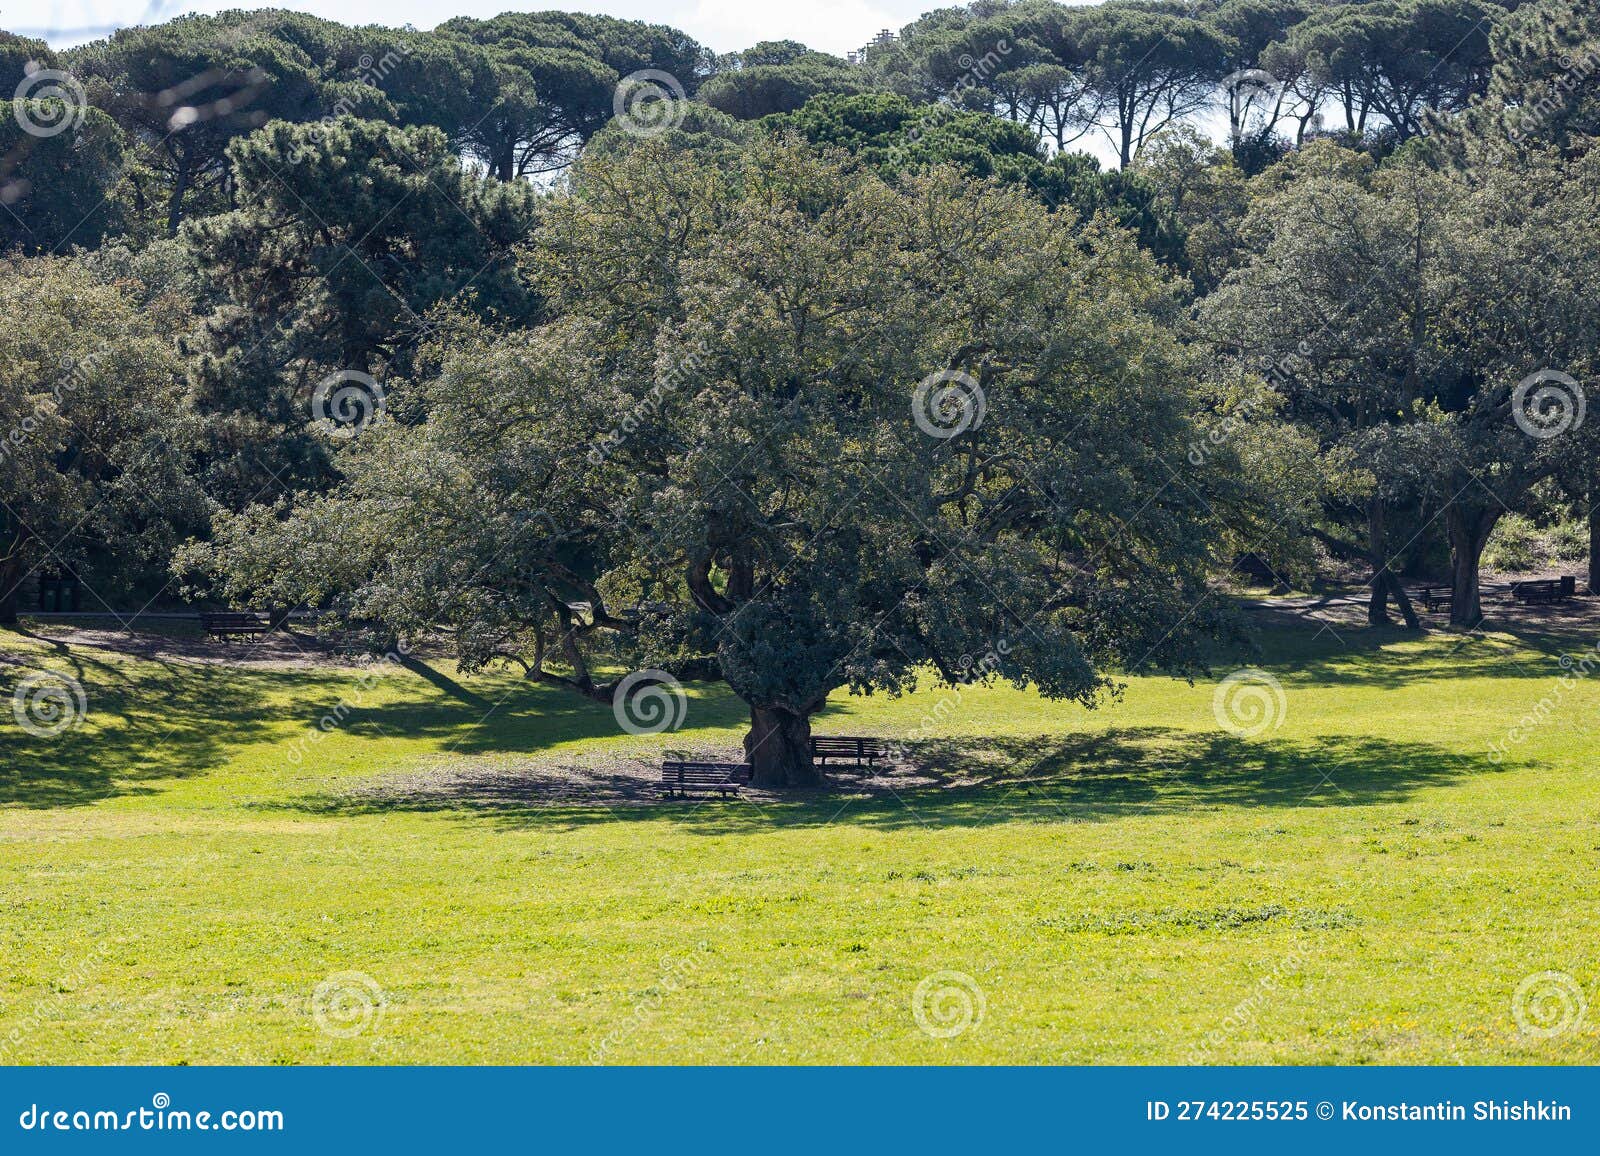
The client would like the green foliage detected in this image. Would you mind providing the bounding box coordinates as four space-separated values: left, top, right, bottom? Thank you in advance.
491 9 707 84
1480 513 1543 572
765 92 1183 265
765 89 1047 174
1478 511 1590 573
68 12 336 232
739 40 814 68
1075 1 1236 165
195 116 539 369
0 30 55 90
1549 519 1590 563
181 117 540 508
2 0 1591 756
701 54 866 119
1281 0 1504 140
0 104 127 253
433 15 627 178
1477 0 1600 154
1202 135 1600 617
1129 125 1254 288
0 257 205 618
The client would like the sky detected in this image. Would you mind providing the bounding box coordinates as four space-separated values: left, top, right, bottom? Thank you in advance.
8 0 942 55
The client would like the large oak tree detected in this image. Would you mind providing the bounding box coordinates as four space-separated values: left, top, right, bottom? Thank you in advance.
186 134 1238 786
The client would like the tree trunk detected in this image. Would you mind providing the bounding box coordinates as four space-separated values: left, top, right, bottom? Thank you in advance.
1447 505 1499 628
1361 501 1420 629
1588 490 1600 595
1366 500 1391 626
1365 579 1389 626
166 163 189 236
0 556 21 626
1379 569 1420 630
744 705 821 789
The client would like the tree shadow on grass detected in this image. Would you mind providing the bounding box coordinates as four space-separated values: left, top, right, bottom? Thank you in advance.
0 648 279 807
0 620 747 808
276 726 1500 835
890 728 1497 822
1242 597 1600 690
394 655 492 709
317 677 750 757
1236 622 1571 691
0 611 1517 819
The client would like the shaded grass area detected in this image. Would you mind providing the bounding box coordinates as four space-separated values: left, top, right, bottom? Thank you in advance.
289 729 1495 835
0 616 1597 1064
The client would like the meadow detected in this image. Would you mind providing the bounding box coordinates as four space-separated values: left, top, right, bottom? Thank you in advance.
2 611 1597 1064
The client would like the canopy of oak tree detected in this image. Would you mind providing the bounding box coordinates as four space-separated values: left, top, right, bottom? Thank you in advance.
186 134 1238 786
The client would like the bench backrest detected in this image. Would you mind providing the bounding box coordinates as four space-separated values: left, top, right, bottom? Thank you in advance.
662 761 746 783
811 737 885 753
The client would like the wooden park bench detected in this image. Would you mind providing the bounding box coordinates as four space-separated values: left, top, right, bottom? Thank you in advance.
1510 577 1576 605
1415 585 1453 612
660 760 747 799
810 736 891 768
198 610 274 642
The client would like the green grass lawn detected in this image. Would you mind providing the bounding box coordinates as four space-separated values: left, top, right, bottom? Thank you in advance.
2 615 1597 1064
